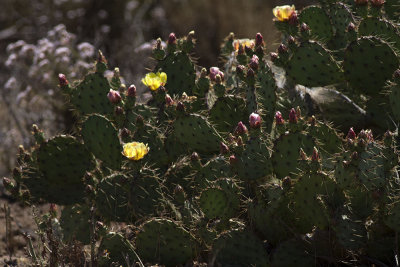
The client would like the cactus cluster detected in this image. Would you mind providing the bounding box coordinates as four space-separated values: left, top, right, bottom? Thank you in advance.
4 0 400 265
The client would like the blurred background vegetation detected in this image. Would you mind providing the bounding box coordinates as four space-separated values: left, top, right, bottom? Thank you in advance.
0 0 314 178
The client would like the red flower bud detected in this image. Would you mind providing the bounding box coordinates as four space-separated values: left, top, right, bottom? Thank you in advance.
275 111 285 125
191 152 200 162
220 142 230 154
58 73 68 87
255 33 264 47
127 84 136 97
311 147 320 161
229 154 238 165
209 67 224 82
165 94 174 106
249 113 261 128
107 89 121 104
289 108 298 123
234 121 248 135
288 11 298 25
168 32 177 45
249 55 259 71
347 127 356 140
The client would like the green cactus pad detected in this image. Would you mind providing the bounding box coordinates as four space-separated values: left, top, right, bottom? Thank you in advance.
385 201 400 232
343 37 399 95
358 142 386 190
287 41 343 87
333 214 367 250
135 218 197 267
195 156 231 188
330 3 354 37
309 121 341 155
96 174 131 222
237 137 273 181
389 83 400 122
271 132 314 179
256 64 277 125
82 114 122 170
246 85 258 115
290 172 333 232
199 188 229 219
212 229 269 266
35 135 93 204
209 95 247 133
173 114 223 153
199 178 240 220
133 123 168 169
60 204 91 245
70 72 114 115
358 17 400 51
156 51 196 96
271 239 314 267
299 6 333 42
126 104 157 132
98 232 138 265
130 171 163 218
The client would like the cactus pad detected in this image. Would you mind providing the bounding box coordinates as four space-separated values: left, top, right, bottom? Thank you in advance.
287 41 343 87
173 114 223 153
209 95 247 133
212 229 269 266
271 132 314 179
299 6 333 42
135 218 197 266
96 174 131 222
358 17 400 51
70 72 114 115
98 232 137 265
60 204 91 245
343 37 399 95
82 114 122 170
156 52 196 96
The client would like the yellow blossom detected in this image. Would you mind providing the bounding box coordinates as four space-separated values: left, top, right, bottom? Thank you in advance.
273 5 296 22
123 142 149 160
233 39 255 52
141 72 167 91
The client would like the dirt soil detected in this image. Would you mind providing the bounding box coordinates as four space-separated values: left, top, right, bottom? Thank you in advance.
0 187 46 267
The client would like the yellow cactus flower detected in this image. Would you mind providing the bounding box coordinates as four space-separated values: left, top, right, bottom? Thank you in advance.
141 72 167 91
123 142 149 160
233 39 255 52
273 5 296 22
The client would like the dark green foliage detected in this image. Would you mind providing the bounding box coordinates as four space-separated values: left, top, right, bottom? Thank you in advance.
299 6 333 41
60 204 91 245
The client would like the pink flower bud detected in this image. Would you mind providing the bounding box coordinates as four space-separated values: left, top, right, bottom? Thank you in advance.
300 23 310 33
229 155 237 165
115 106 124 115
191 152 200 161
236 65 245 75
234 121 248 135
220 142 230 154
209 67 224 82
275 111 285 125
127 84 136 97
255 33 264 47
176 101 185 112
237 136 244 146
168 32 177 45
107 89 121 104
278 44 288 54
299 148 307 160
347 127 356 140
247 68 255 78
311 147 320 161
347 22 356 32
249 55 259 71
289 108 298 123
165 94 174 106
288 11 298 25
58 73 68 86
270 52 279 62
249 113 261 128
